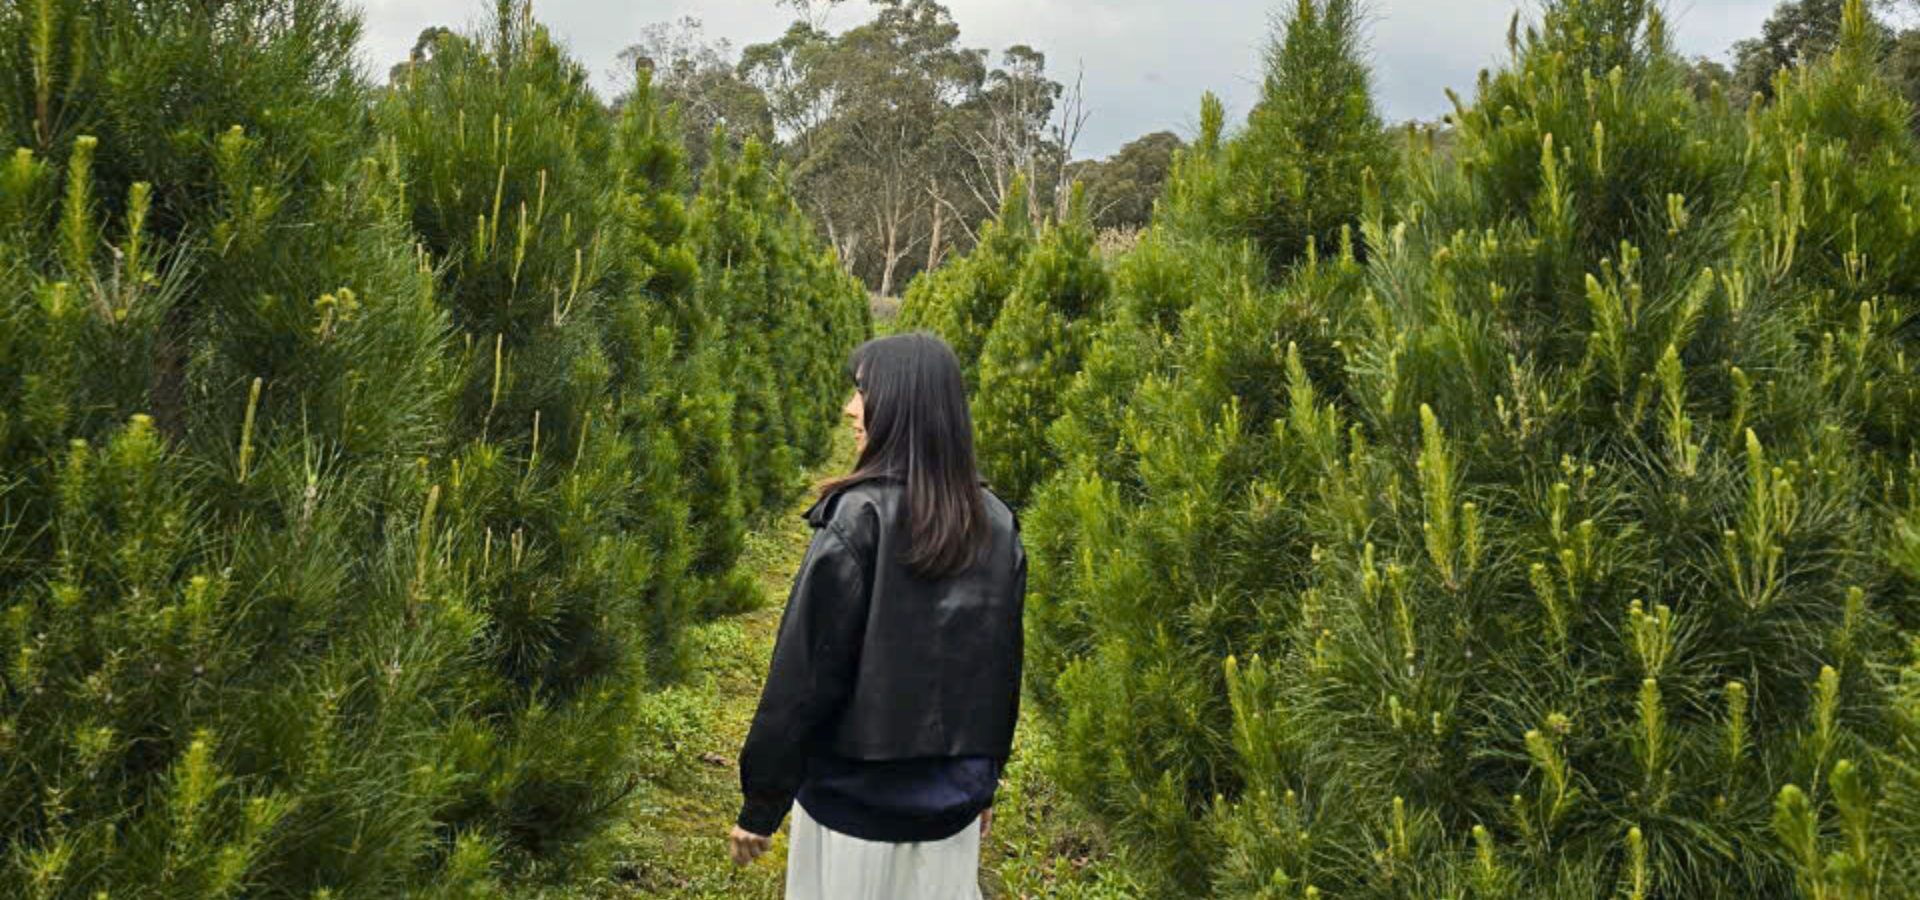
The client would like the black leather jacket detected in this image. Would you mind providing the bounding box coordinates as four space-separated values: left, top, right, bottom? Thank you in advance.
736 478 1026 836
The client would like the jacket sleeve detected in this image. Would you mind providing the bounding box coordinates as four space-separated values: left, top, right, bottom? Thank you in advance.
1004 537 1027 769
736 523 870 836
987 531 1028 811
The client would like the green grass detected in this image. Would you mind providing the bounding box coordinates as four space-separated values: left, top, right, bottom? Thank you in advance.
980 725 1145 899
547 429 1132 898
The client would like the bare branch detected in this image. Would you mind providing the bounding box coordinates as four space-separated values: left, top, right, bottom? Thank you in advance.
1049 62 1092 221
931 188 983 246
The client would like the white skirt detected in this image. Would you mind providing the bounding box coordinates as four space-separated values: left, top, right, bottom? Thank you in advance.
784 802 984 900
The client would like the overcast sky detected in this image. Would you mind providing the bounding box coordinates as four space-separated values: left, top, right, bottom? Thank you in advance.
353 0 1786 159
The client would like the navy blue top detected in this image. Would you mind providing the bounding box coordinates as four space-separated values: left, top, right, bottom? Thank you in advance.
795 754 1001 843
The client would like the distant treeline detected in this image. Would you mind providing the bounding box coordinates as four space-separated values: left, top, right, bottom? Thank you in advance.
487 0 1920 301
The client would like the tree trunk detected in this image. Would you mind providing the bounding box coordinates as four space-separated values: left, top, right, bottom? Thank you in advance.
926 190 945 273
826 218 861 276
877 193 911 298
879 248 898 298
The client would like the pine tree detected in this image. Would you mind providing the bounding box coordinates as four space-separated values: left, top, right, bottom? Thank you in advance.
1217 0 1905 894
1042 98 1238 488
1040 249 1361 889
897 181 1035 386
1020 230 1273 724
1746 0 1920 476
693 134 869 519
1224 0 1393 273
1150 92 1232 245
606 68 755 616
1 0 496 894
378 1 713 868
974 193 1111 507
775 161 872 470
1044 0 1386 477
1019 8 1389 868
1026 0 1920 895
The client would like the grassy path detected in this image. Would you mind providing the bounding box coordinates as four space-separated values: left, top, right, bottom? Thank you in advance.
585 481 823 899
558 438 1129 899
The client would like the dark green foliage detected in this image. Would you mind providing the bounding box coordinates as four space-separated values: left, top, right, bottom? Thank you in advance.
1745 0 1920 468
0 0 497 893
694 133 870 519
1021 0 1920 896
378 5 685 867
1 0 866 892
0 0 369 239
1073 131 1185 231
609 69 755 614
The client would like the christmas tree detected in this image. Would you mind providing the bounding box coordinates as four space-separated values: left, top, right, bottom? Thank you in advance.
380 6 660 868
0 0 494 893
1 0 869 890
693 133 869 519
897 182 1035 387
605 68 756 616
974 193 1111 507
1022 0 1920 895
1224 0 1392 273
1018 7 1387 867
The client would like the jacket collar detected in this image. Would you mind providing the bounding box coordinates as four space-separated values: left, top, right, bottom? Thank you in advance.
801 492 838 528
801 475 896 527
800 474 994 527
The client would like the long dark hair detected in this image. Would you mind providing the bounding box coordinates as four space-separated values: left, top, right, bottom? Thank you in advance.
820 332 988 579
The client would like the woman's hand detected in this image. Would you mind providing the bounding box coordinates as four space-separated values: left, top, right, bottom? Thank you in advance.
980 807 993 840
728 825 772 866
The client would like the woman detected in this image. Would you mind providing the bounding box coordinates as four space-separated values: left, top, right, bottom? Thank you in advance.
728 333 1026 900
